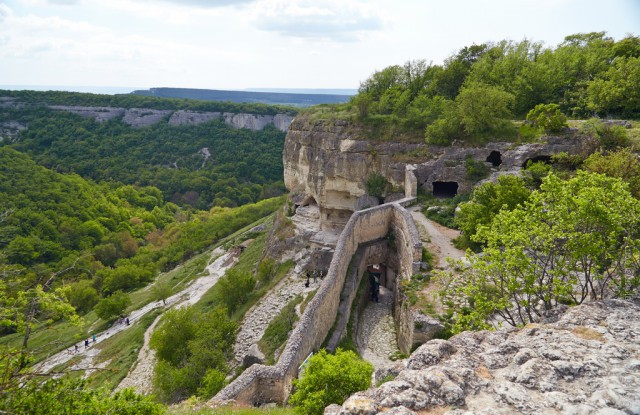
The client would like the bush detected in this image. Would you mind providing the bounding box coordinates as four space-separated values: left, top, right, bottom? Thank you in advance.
213 268 256 315
581 118 631 150
526 103 568 133
94 291 131 321
289 348 373 415
364 173 388 201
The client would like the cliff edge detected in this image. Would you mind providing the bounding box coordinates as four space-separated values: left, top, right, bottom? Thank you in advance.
326 299 640 415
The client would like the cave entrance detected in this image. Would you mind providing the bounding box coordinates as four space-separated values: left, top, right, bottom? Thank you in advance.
433 181 458 198
523 155 552 168
486 151 502 167
301 195 318 207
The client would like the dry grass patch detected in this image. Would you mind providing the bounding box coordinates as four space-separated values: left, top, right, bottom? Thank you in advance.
571 326 605 342
475 365 492 380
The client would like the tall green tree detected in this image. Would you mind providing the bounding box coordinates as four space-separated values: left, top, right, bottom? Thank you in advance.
444 171 640 333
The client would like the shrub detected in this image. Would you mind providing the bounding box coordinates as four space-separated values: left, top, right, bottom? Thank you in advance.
94 291 131 321
526 103 568 133
289 348 373 415
364 173 388 201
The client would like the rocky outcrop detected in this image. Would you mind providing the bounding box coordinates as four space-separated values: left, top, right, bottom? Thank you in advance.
330 299 640 415
0 98 294 132
284 117 422 232
284 116 592 233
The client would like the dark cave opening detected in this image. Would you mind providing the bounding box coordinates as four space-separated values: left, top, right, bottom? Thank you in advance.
432 181 459 198
486 150 502 167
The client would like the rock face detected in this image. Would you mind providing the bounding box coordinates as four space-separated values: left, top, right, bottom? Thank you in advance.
1 98 294 132
283 116 422 232
283 116 592 233
330 300 640 415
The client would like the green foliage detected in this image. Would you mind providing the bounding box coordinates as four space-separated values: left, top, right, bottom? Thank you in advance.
315 32 639 146
464 156 490 182
421 193 469 228
446 171 640 332
587 56 640 117
256 259 276 285
581 118 631 150
94 291 131 321
0 376 163 415
364 172 388 200
455 175 531 245
456 83 515 135
522 160 553 189
151 307 236 402
289 348 373 415
526 103 568 133
583 148 640 198
258 295 302 364
63 279 99 315
4 104 286 210
213 268 256 316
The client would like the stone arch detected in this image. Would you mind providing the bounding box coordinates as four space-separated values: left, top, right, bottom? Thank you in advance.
433 181 458 198
523 155 552 168
486 150 502 167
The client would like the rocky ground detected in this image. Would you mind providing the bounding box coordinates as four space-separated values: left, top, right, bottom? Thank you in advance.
327 299 640 415
233 266 320 367
357 286 401 369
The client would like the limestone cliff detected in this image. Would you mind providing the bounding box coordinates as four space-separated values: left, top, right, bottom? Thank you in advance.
327 299 640 415
283 115 592 234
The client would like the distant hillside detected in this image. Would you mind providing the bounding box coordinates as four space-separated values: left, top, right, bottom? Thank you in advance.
131 87 352 107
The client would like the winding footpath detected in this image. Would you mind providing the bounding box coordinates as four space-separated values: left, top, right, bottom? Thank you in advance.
34 247 236 386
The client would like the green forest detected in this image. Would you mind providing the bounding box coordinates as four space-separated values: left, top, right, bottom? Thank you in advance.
310 32 639 143
1 31 640 414
1 104 289 209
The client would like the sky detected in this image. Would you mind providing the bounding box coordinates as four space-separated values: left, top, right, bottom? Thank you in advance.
0 0 639 92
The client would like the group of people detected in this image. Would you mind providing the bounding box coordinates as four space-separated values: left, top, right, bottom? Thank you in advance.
304 269 327 287
70 334 97 354
68 315 131 355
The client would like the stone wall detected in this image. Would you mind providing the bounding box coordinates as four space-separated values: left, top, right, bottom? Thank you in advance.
212 200 421 405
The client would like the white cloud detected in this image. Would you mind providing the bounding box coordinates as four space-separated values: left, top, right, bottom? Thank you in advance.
252 0 385 41
152 0 254 7
0 3 12 23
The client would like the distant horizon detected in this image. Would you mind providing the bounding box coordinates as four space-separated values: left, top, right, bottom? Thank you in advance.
0 85 357 96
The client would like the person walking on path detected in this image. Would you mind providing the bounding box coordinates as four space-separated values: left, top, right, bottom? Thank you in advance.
125 317 130 326
84 339 89 348
92 334 96 343
75 344 79 353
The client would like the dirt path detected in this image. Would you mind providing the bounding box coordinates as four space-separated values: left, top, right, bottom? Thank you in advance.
34 247 234 382
115 247 237 394
409 206 465 269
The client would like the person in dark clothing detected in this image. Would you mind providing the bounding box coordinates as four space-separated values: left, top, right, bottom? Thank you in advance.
84 339 89 348
125 317 130 326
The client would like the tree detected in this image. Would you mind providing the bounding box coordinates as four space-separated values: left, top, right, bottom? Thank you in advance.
444 171 640 333
94 291 131 321
587 56 640 117
63 279 99 315
150 281 173 306
526 103 568 133
455 83 515 135
583 148 640 198
289 348 373 415
455 175 531 244
213 268 255 316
